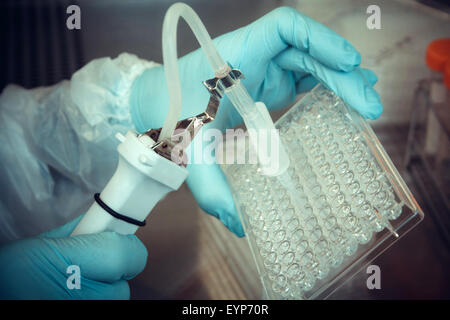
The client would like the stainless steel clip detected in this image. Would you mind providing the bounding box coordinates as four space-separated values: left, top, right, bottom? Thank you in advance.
139 64 244 166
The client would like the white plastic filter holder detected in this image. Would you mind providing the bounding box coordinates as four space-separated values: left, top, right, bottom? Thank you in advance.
71 131 188 235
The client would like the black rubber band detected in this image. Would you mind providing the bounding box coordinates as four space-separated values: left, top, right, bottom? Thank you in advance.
94 193 146 227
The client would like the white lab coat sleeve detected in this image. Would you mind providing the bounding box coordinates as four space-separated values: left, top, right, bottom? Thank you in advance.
0 53 157 243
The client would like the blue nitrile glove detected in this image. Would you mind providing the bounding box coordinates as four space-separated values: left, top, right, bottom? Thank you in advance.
130 7 382 237
0 216 148 299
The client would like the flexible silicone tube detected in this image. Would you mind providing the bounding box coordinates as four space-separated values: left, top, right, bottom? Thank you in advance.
159 2 228 141
160 2 289 175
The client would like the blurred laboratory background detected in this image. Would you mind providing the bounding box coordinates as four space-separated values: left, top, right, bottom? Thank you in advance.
0 0 449 299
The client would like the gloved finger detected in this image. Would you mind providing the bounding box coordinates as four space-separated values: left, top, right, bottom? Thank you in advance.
294 69 377 95
360 68 378 86
275 48 383 119
46 232 148 282
249 60 297 113
39 214 84 238
99 280 130 300
186 163 245 237
254 7 361 72
294 70 377 95
82 279 130 300
295 74 319 94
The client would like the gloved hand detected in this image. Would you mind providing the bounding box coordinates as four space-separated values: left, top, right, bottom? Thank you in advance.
130 7 382 237
0 216 148 299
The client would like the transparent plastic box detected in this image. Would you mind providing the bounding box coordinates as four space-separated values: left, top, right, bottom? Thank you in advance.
220 84 424 299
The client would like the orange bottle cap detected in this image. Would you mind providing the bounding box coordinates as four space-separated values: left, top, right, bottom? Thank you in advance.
426 38 450 72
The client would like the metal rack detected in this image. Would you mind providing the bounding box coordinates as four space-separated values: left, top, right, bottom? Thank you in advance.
405 79 450 247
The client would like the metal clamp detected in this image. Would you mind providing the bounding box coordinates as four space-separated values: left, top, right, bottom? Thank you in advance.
203 68 244 99
139 64 244 166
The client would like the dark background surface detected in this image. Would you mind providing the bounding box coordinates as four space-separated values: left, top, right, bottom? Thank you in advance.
0 0 282 91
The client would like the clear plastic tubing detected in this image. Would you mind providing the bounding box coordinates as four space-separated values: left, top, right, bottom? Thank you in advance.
160 2 227 141
160 2 289 175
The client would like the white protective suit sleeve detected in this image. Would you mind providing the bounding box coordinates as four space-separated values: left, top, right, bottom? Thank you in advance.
0 53 157 244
